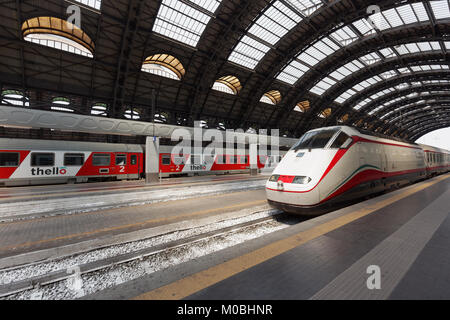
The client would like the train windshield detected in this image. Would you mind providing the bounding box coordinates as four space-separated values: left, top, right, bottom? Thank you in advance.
291 128 339 151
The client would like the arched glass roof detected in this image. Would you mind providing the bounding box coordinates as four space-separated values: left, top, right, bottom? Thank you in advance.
332 64 449 106
357 84 450 113
228 0 323 69
309 41 446 98
275 1 448 85
152 0 222 47
22 17 95 58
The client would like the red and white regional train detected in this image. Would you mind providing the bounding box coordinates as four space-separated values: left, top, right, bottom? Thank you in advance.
0 138 282 186
266 126 450 215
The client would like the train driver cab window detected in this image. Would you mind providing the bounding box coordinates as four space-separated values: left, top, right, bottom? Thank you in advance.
0 152 20 167
330 132 353 149
291 128 339 151
116 154 127 166
131 155 137 165
64 153 84 166
31 153 54 166
162 155 171 166
92 154 110 166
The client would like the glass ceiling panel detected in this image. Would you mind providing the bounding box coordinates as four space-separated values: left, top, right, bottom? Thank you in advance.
228 35 271 69
72 0 102 10
430 0 450 20
335 63 449 105
272 3 434 85
153 0 220 47
227 0 323 69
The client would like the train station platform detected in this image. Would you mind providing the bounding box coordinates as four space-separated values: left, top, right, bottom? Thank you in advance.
90 173 450 300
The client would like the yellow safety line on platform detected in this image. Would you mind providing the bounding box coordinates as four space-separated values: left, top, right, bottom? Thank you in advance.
0 199 267 252
133 174 450 300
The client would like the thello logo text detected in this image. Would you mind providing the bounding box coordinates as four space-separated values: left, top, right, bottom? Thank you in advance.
31 167 68 176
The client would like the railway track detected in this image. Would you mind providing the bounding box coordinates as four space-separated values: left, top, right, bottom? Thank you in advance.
0 210 303 300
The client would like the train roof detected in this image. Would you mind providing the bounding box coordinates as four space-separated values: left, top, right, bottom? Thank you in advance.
0 138 143 153
416 143 450 154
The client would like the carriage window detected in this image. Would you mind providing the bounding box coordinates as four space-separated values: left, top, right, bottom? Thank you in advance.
243 156 248 164
233 155 239 164
330 132 351 149
92 154 110 166
131 155 137 165
162 155 171 165
292 129 339 151
0 152 19 167
64 153 84 166
116 154 127 166
31 153 54 166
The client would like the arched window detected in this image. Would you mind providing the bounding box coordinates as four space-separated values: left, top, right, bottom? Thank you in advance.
293 100 310 113
1 90 29 107
212 76 242 95
91 103 108 116
318 108 332 119
154 112 168 123
22 17 94 58
125 109 140 120
338 114 349 123
142 54 185 80
51 97 74 112
260 90 281 105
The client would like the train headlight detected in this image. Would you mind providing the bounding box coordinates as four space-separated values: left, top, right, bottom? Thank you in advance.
292 176 312 184
269 175 280 182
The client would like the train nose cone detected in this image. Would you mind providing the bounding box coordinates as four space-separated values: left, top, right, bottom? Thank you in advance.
277 180 284 191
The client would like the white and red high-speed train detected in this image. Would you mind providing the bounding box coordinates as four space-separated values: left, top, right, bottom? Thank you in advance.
0 138 283 186
266 126 450 215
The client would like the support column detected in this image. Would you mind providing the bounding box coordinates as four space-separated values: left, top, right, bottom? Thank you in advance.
249 143 258 176
146 136 160 184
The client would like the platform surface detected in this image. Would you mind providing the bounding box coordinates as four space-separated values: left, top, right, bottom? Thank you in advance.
90 173 450 300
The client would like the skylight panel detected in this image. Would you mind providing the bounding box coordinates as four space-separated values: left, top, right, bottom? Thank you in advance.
248 1 301 45
359 52 381 65
379 47 396 58
380 8 404 30
300 46 327 66
153 0 213 47
312 77 336 92
380 70 397 79
190 0 221 13
354 98 372 110
352 19 376 36
73 0 102 10
329 25 358 46
335 88 356 103
412 2 430 21
396 4 419 25
286 0 323 16
276 60 310 84
228 35 270 69
430 0 450 20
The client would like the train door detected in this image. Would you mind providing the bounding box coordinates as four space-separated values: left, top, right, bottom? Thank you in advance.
129 153 139 179
115 153 127 179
